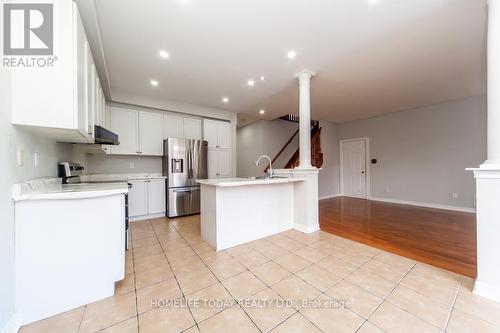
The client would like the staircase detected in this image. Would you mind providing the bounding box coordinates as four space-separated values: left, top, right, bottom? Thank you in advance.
265 115 323 172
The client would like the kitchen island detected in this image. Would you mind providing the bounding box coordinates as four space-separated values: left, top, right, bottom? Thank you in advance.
197 177 305 250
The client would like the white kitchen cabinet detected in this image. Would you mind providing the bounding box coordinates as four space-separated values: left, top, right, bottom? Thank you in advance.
129 179 166 220
147 179 166 214
128 180 148 219
139 111 164 156
164 114 184 139
203 119 232 149
109 107 139 155
183 118 202 140
10 2 108 143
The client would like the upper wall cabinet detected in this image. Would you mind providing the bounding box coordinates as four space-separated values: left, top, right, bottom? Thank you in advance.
139 111 164 156
164 114 202 141
203 119 232 149
109 107 164 156
10 2 107 144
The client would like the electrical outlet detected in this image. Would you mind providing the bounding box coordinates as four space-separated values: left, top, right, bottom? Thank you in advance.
129 162 135 169
16 149 24 167
452 192 458 199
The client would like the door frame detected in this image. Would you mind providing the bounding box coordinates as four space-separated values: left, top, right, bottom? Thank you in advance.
339 137 371 199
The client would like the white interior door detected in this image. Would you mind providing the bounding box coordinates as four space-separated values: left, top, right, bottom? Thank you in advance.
341 139 367 199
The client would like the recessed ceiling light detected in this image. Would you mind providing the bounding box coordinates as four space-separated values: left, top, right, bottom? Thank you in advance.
259 109 265 115
150 80 159 87
287 50 297 59
159 50 169 59
222 97 229 103
260 76 265 81
247 80 255 87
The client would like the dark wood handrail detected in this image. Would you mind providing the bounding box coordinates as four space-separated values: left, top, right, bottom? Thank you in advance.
264 129 299 172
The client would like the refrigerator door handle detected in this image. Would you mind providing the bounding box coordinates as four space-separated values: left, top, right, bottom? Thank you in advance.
172 188 199 193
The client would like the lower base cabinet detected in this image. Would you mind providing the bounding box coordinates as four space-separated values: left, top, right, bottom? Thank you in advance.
129 179 166 220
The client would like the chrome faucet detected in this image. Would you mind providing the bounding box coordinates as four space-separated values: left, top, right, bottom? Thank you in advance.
255 155 274 178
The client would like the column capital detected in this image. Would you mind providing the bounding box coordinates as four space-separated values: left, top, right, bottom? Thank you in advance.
294 69 317 81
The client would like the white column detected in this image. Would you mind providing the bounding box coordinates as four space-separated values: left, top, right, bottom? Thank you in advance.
294 70 316 169
468 0 500 303
484 0 500 166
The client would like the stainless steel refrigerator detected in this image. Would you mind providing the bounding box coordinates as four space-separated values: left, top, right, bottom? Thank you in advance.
163 138 208 217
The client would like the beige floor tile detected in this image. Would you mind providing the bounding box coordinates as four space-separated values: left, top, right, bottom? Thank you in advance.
300 294 365 333
182 326 200 333
271 275 321 310
399 270 460 306
222 271 267 299
199 250 232 265
247 238 274 250
243 288 296 332
345 268 396 298
325 280 382 319
349 243 382 257
132 236 159 249
208 258 247 280
446 308 500 333
372 251 416 270
79 292 137 333
361 259 411 283
176 267 219 295
234 251 270 268
115 273 135 295
138 302 195 333
250 261 291 285
197 306 259 333
135 265 174 290
136 278 183 314
357 321 384 333
269 237 307 252
100 317 138 333
19 307 84 333
294 246 329 262
225 244 253 256
453 277 500 327
185 283 233 323
335 251 373 267
256 243 290 260
164 247 197 262
134 254 168 272
170 256 207 275
270 312 321 333
369 301 441 333
295 264 340 292
274 253 312 273
133 244 164 259
315 256 358 278
386 284 451 329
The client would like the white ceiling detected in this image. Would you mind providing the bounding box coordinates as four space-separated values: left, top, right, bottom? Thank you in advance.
84 0 487 125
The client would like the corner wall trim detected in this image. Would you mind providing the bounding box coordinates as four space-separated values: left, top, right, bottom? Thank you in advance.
369 196 476 213
294 223 320 234
319 194 341 200
0 314 20 333
473 280 500 303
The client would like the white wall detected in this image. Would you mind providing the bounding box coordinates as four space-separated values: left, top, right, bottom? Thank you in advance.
318 121 341 199
237 120 298 178
236 119 341 199
338 95 486 209
1 71 73 331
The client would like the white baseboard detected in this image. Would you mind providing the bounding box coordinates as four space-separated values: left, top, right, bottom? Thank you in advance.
319 193 341 200
294 223 320 234
368 196 476 213
473 280 500 303
0 314 20 333
130 212 166 222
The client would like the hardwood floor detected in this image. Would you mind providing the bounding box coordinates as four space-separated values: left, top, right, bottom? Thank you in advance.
319 197 477 277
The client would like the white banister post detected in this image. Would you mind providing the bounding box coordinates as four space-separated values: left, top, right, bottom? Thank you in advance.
468 0 500 303
294 70 316 169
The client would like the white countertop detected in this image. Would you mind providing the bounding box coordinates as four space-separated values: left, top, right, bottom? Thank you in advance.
80 173 167 182
12 178 129 201
196 177 305 187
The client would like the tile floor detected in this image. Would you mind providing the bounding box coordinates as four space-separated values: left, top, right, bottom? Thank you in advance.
19 215 500 333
